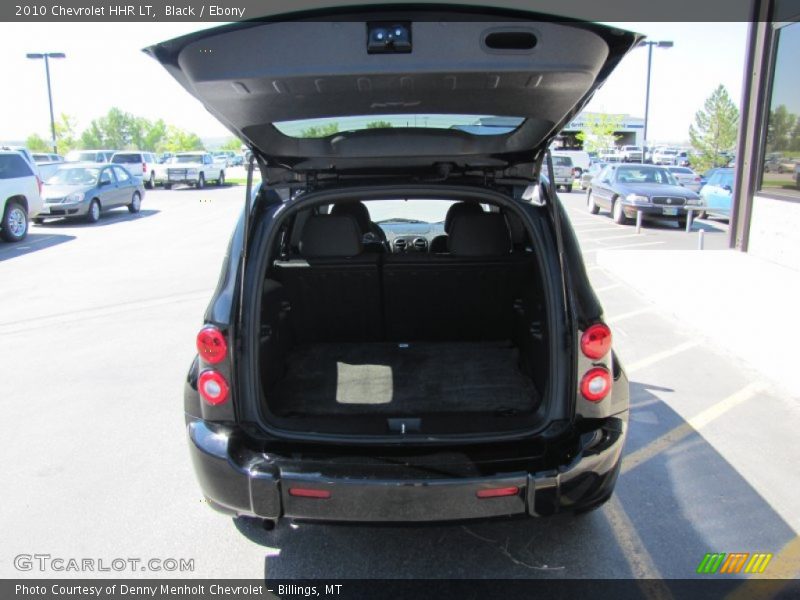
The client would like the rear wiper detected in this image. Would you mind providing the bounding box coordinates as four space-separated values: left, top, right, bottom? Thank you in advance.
375 218 426 224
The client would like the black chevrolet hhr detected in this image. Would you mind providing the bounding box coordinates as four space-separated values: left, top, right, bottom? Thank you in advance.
147 4 637 528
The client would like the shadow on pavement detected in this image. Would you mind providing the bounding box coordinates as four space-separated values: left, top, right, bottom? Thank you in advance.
230 380 796 581
35 208 160 228
0 232 75 261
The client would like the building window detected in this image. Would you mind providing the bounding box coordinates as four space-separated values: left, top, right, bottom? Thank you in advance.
760 21 800 198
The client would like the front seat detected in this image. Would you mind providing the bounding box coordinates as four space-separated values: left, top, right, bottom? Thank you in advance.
429 201 484 253
330 201 387 252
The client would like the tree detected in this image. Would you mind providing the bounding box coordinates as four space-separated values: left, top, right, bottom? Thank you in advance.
576 113 623 154
688 85 740 172
220 138 244 152
156 125 204 152
791 118 800 152
25 133 50 152
365 120 393 129
766 105 797 153
298 122 339 138
54 113 79 153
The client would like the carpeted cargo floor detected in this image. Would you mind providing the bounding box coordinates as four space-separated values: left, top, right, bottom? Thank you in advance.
269 341 538 416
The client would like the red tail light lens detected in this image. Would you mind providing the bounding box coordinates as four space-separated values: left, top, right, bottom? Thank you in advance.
288 488 331 499
142 162 147 173
581 323 612 359
476 486 520 499
196 326 227 364
198 370 229 405
580 367 612 402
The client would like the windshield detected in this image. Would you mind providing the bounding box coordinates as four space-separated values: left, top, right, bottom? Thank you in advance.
170 155 204 163
615 166 678 186
112 154 142 163
274 115 524 138
361 200 460 225
46 167 100 185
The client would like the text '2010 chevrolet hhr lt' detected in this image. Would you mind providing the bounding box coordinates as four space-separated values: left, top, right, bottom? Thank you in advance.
146 3 637 528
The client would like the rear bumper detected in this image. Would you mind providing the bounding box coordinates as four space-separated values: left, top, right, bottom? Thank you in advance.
187 414 627 523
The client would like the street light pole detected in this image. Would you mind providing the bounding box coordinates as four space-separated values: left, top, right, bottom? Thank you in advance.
638 40 673 163
26 52 66 154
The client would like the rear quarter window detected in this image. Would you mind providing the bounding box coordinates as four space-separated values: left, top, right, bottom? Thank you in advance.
0 154 33 179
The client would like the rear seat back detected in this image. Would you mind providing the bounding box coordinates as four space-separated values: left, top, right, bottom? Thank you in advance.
383 213 524 341
273 215 382 342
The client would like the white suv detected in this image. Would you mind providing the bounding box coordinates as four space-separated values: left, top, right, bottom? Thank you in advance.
111 151 161 189
0 150 43 242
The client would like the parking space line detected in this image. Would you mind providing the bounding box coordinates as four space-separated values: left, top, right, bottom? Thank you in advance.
607 307 656 324
604 496 674 599
582 241 665 253
572 227 625 233
582 233 644 243
625 340 701 374
621 381 768 476
594 283 622 293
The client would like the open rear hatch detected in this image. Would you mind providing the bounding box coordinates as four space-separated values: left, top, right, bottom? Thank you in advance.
144 6 641 180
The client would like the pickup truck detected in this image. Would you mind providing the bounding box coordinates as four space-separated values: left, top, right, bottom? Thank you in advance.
0 150 43 242
550 154 575 192
163 152 226 189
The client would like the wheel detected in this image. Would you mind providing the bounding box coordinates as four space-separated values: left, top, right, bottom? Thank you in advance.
163 183 172 190
565 184 573 193
1 201 29 242
677 217 688 229
128 192 141 214
86 199 101 224
612 198 629 224
196 174 205 189
145 172 155 189
217 171 225 186
587 192 600 214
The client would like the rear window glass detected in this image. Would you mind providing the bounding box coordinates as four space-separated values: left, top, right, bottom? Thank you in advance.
0 154 33 179
46 167 101 185
66 151 100 162
170 154 204 163
274 115 524 138
615 166 677 185
112 154 142 163
670 167 693 174
552 156 573 167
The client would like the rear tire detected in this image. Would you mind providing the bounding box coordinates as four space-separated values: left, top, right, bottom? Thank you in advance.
196 174 205 189
217 171 225 186
145 172 155 189
86 199 101 224
565 184 573 193
128 192 141 214
164 183 172 190
677 217 688 229
587 192 600 214
1 201 28 242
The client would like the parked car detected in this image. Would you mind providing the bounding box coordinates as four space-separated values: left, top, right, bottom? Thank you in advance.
580 161 606 190
620 145 643 162
0 150 43 242
147 8 635 527
796 162 800 188
229 154 245 166
675 150 691 167
586 163 703 226
163 152 226 189
550 149 590 176
65 149 116 163
699 168 734 220
111 151 161 189
666 166 703 192
38 163 143 223
764 153 797 173
32 153 63 163
550 154 575 192
652 147 679 165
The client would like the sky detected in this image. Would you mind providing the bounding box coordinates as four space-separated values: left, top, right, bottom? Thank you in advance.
0 21 748 146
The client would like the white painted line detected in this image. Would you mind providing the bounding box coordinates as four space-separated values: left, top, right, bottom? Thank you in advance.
572 226 625 233
582 233 643 243
594 283 622 293
607 306 656 323
583 241 665 253
625 340 702 374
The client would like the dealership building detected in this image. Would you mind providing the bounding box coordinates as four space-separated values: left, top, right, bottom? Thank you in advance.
732 0 800 270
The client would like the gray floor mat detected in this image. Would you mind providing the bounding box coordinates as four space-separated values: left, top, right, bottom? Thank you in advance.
270 341 538 416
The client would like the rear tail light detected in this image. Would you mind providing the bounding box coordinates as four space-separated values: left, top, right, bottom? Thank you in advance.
580 323 612 359
36 176 42 195
198 370 229 405
142 162 147 173
288 488 331 499
196 326 227 364
476 486 520 499
580 367 612 402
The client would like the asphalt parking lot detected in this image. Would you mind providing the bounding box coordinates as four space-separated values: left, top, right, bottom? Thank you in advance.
1 185 798 585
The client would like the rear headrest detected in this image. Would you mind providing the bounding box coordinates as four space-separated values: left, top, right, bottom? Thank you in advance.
448 214 512 256
444 201 484 234
330 201 371 235
299 216 363 257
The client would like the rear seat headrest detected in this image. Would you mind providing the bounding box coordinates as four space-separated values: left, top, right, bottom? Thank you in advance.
448 213 512 256
330 201 371 235
444 201 484 234
299 216 363 257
